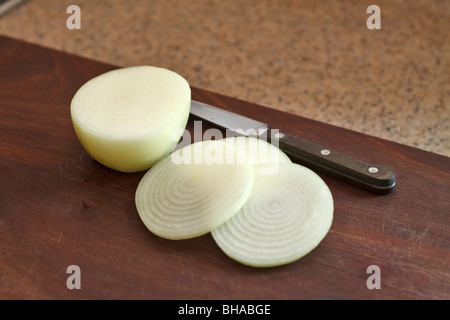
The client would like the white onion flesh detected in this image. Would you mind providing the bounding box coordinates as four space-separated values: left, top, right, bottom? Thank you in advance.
223 136 292 175
71 66 191 173
211 163 334 267
135 140 254 240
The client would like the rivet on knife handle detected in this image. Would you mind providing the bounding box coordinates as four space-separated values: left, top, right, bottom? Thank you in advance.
266 131 396 194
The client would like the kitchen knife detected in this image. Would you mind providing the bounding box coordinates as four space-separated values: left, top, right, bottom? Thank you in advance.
190 100 396 194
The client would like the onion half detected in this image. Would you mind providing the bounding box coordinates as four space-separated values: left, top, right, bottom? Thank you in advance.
70 66 191 173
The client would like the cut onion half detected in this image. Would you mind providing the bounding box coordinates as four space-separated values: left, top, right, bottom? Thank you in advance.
211 162 334 267
71 66 191 173
135 140 254 240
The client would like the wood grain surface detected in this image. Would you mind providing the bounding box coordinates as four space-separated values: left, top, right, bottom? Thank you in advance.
0 36 449 300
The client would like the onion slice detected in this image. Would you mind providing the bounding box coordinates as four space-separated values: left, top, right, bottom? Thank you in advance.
223 136 292 175
135 140 254 240
211 162 334 267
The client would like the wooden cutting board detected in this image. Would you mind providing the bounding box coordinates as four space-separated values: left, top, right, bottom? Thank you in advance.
0 36 448 300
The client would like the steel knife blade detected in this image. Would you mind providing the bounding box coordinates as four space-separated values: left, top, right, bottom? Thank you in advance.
0 0 27 17
190 100 396 194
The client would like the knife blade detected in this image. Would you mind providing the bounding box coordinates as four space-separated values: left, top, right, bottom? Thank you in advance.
0 0 27 17
190 100 396 194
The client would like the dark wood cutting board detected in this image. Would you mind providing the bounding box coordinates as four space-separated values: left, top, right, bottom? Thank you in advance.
0 36 448 300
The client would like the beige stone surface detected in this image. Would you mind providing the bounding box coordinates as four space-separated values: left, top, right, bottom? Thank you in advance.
0 0 448 156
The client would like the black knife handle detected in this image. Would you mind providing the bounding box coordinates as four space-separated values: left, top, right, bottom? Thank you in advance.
265 131 396 194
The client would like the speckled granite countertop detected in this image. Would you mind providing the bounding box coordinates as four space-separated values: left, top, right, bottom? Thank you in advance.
0 0 448 156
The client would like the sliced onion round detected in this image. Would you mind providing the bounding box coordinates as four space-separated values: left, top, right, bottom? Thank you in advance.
135 140 254 240
71 66 191 173
211 162 334 267
223 136 292 175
